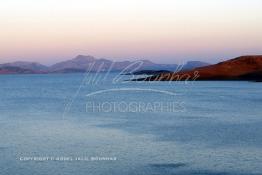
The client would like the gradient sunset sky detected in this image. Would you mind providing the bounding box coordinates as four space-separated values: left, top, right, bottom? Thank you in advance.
0 0 262 64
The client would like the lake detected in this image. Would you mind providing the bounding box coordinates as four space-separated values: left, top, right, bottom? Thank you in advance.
0 73 262 175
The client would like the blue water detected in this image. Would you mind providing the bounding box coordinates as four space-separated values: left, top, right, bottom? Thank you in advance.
0 73 262 175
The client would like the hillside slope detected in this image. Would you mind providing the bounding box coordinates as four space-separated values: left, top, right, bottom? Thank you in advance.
140 55 262 81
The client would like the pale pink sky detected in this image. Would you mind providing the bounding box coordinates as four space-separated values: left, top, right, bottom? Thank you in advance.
0 0 262 64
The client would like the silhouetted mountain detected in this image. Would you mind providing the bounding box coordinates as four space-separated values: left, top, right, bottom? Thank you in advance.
49 55 209 73
125 70 172 75
0 66 38 74
49 55 177 73
0 61 48 71
50 55 96 72
137 55 262 81
182 61 210 70
0 54 209 74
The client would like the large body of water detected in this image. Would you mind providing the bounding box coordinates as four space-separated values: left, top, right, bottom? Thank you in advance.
0 73 262 175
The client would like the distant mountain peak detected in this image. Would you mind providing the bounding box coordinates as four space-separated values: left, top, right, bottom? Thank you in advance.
73 55 96 62
0 54 211 74
182 61 210 70
0 61 48 71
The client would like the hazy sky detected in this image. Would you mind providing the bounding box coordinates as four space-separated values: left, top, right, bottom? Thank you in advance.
0 0 262 64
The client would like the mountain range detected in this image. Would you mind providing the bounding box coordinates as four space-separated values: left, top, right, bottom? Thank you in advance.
137 55 262 82
0 55 209 74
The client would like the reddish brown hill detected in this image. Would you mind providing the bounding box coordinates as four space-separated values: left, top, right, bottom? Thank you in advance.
141 55 262 81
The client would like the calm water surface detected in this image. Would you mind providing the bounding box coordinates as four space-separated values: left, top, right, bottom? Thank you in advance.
0 73 262 175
